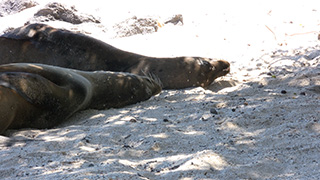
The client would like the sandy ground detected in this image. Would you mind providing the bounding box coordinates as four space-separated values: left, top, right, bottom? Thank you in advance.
0 0 320 179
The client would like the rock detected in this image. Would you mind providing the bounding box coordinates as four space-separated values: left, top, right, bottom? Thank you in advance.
281 90 287 94
164 14 184 25
113 14 184 38
201 114 212 121
300 92 306 96
0 0 37 17
304 50 320 60
210 108 218 115
31 2 100 24
163 119 169 122
129 118 137 123
113 16 159 38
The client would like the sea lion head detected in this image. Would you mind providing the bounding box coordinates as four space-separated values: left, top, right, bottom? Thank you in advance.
210 59 230 79
194 58 230 88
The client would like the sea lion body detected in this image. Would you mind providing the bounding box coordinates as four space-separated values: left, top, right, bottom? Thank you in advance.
0 23 230 133
0 63 161 133
0 24 230 89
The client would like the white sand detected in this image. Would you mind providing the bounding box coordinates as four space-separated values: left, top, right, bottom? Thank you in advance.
0 1 319 179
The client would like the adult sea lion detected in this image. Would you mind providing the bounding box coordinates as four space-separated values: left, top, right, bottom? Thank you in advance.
0 23 230 89
0 63 161 134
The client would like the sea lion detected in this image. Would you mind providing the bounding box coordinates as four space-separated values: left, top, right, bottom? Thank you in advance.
0 63 161 134
0 23 230 89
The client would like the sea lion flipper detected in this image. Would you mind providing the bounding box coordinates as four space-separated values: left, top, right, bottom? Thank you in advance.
0 72 69 109
0 72 76 132
0 63 92 112
0 69 91 130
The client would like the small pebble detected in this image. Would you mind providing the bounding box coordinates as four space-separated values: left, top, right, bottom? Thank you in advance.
229 140 235 145
201 114 212 121
129 118 137 123
300 92 306 95
123 145 131 148
210 108 218 114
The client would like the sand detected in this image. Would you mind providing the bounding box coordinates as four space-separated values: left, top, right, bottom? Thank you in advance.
0 0 319 179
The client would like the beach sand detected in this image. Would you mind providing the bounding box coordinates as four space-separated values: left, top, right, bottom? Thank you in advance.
0 1 319 179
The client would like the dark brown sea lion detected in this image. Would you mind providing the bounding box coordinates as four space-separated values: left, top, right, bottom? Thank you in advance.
0 63 161 134
0 23 230 89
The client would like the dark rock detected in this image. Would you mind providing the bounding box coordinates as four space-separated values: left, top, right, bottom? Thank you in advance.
32 2 100 24
210 108 218 115
281 90 287 94
163 119 169 122
129 118 137 123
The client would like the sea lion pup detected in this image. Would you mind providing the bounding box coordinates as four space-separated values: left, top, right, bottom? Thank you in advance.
0 63 161 134
0 23 230 89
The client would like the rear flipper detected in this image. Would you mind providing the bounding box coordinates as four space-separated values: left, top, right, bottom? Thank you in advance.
0 71 85 132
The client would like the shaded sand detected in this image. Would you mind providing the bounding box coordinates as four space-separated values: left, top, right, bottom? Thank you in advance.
0 1 319 179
